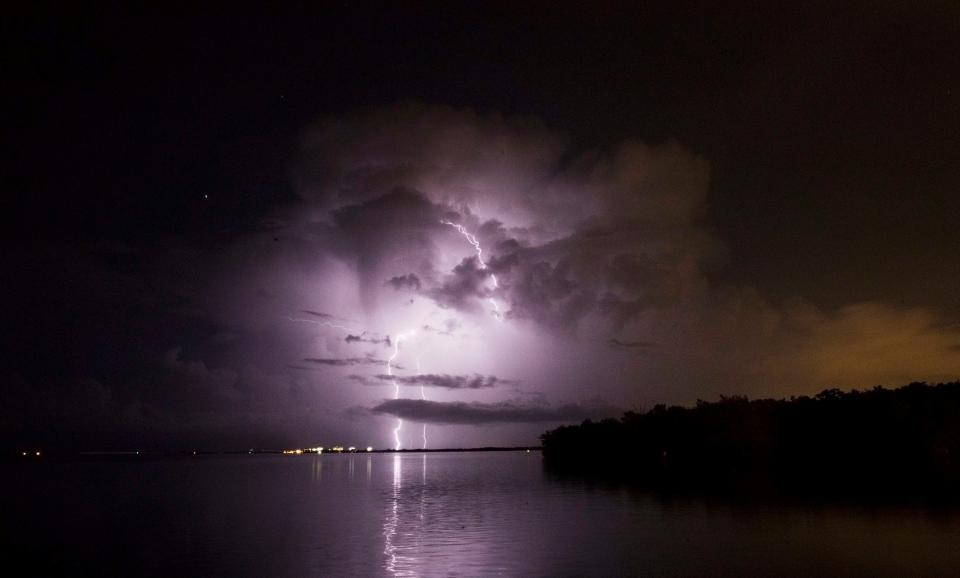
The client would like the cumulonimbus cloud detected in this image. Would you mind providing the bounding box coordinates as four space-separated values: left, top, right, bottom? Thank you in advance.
8 102 960 451
293 103 960 400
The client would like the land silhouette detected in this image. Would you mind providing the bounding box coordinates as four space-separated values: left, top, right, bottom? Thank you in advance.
542 381 960 497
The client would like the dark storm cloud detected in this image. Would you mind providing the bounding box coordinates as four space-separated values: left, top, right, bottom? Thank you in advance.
487 250 520 274
295 103 960 400
295 105 567 213
302 310 352 323
504 252 590 328
345 333 391 346
7 100 956 454
303 356 388 367
6 1 960 454
428 257 494 313
296 104 714 329
332 187 442 233
385 273 422 292
327 187 445 315
372 373 517 389
9 95 960 453
370 398 618 425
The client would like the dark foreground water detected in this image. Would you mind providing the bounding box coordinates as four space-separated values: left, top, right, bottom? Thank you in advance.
4 451 960 577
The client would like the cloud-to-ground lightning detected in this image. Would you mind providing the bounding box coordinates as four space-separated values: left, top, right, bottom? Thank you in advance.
376 222 508 448
387 329 417 450
440 220 503 320
417 358 427 449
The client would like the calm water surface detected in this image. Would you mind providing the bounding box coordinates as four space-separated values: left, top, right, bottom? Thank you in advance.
4 451 960 577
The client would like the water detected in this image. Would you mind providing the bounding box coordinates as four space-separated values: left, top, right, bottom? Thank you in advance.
4 451 960 577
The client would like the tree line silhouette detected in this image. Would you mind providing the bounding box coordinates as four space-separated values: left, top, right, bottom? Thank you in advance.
541 382 960 496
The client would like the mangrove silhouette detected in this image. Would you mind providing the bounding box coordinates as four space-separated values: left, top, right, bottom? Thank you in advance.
541 382 960 497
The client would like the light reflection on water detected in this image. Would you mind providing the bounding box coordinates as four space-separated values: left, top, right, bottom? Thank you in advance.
311 455 322 482
382 453 433 577
382 454 402 576
6 451 960 577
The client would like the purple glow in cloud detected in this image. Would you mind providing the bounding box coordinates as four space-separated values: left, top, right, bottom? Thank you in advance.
441 220 503 320
278 105 960 449
45 103 955 451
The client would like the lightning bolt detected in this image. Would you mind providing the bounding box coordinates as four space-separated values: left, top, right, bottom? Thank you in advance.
441 220 503 320
387 329 417 450
417 358 427 449
380 220 503 450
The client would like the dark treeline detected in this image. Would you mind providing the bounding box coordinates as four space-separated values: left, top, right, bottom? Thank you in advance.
541 382 960 497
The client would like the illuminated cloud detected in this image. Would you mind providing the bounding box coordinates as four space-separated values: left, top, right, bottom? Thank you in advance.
427 257 494 313
7 103 960 451
296 104 960 411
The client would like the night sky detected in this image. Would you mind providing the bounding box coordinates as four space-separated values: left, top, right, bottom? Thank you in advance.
4 2 960 451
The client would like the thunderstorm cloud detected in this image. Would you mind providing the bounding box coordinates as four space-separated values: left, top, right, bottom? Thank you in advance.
293 104 960 404
7 102 960 450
